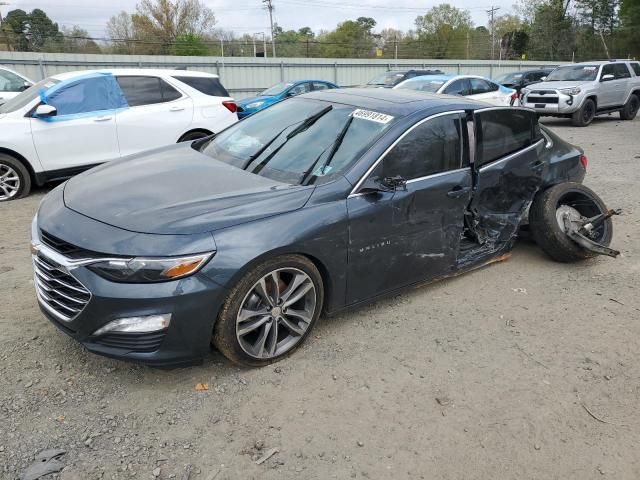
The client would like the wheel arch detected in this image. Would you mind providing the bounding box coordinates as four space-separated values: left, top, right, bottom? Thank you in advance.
0 147 39 185
177 128 214 142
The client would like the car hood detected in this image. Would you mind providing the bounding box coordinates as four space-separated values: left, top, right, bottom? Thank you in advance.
63 143 314 235
528 80 591 90
237 95 276 107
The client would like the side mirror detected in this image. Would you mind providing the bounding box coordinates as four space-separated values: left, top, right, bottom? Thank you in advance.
540 76 547 81
285 91 296 97
601 74 615 82
359 175 406 194
34 104 57 118
20 81 32 91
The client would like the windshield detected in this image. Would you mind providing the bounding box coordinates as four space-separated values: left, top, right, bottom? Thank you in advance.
0 77 59 114
495 72 523 85
260 82 293 96
545 65 599 82
396 78 445 93
367 72 405 86
200 98 394 185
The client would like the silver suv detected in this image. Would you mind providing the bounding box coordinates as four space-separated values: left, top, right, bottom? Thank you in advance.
521 60 640 126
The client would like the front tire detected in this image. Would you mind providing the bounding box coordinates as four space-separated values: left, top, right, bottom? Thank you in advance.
571 99 596 127
0 154 31 201
529 182 613 262
619 94 639 121
212 255 324 367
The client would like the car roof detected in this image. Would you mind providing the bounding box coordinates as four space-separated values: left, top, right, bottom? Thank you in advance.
303 87 487 117
50 68 219 82
559 60 631 67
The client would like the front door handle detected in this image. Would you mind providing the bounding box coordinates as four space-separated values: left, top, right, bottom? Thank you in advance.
170 106 185 112
447 186 471 198
93 115 112 122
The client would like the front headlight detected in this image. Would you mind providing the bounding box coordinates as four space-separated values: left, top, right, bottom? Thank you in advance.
521 88 530 95
245 101 265 109
559 87 581 95
88 252 214 283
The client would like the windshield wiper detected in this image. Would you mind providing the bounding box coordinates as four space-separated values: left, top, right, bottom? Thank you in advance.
240 124 291 169
300 114 354 185
247 105 334 173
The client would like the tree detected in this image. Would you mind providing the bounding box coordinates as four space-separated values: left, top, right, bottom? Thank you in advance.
414 4 473 58
319 19 377 58
132 0 216 51
0 8 62 52
106 0 216 54
527 0 576 60
171 32 207 55
61 26 101 54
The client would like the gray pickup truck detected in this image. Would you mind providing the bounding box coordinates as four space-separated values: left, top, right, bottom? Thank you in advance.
521 60 640 126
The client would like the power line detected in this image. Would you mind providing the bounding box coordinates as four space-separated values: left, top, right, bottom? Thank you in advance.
263 0 276 58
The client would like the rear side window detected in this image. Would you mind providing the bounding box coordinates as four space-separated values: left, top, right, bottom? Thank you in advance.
116 76 182 107
174 76 230 97
631 63 640 76
612 63 631 79
378 113 463 180
0 69 26 92
476 109 538 166
312 82 330 91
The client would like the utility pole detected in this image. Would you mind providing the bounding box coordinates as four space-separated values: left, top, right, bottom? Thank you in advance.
486 6 500 60
0 2 9 25
263 0 276 58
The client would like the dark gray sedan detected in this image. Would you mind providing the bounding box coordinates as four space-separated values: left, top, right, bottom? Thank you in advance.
31 89 616 367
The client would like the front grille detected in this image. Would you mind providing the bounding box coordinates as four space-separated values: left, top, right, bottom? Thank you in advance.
527 96 559 104
532 90 556 95
40 230 92 259
91 331 166 352
33 254 91 322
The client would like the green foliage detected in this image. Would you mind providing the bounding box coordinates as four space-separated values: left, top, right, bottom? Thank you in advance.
319 19 377 58
414 4 473 58
0 8 63 52
171 33 207 55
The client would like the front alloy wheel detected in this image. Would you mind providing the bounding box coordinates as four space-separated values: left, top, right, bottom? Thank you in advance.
0 164 20 201
213 255 324 366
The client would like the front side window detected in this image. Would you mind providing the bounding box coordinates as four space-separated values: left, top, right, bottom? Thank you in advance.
116 76 182 107
0 69 27 92
41 75 127 116
476 109 538 167
470 78 498 94
397 78 445 93
200 98 394 185
312 82 330 91
375 114 464 181
444 79 471 96
288 82 312 96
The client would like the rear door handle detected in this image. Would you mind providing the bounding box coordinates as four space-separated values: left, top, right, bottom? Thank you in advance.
170 106 185 112
93 115 112 122
447 186 471 198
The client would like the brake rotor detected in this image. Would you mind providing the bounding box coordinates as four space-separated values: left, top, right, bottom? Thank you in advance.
556 204 585 233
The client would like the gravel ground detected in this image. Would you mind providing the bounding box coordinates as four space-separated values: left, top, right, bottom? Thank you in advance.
1 115 639 480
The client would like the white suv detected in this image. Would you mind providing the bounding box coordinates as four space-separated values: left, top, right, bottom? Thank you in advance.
0 69 238 201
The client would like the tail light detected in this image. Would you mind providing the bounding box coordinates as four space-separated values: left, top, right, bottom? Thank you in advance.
510 92 518 106
222 101 237 113
580 154 588 171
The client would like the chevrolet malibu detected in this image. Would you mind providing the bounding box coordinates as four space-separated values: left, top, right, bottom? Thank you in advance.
31 89 616 367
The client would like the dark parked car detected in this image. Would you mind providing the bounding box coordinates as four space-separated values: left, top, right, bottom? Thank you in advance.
31 89 617 367
494 68 554 93
366 69 445 88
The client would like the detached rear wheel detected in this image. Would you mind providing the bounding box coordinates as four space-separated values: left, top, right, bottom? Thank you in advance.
0 154 31 201
530 182 613 262
213 255 324 367
571 99 596 127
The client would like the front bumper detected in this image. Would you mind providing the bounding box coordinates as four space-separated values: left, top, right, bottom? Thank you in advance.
521 90 584 115
30 205 227 367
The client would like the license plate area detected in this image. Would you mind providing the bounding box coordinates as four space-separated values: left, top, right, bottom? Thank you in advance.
535 104 546 109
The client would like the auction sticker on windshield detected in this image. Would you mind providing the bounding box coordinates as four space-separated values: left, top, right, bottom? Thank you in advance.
352 109 394 124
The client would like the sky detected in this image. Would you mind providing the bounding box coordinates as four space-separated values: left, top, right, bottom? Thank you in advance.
1 0 515 38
